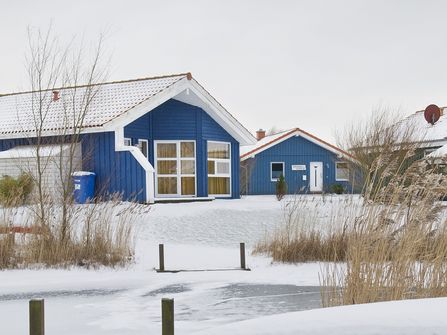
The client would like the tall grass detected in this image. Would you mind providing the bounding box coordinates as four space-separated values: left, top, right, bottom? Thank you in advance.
322 165 447 306
256 109 447 306
0 198 143 269
254 196 358 262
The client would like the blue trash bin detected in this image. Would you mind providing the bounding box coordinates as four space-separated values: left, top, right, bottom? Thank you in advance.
72 171 96 204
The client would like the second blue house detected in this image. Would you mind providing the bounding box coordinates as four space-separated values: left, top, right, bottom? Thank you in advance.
240 128 357 195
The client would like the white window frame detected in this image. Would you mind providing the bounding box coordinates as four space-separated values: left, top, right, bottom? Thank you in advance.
138 139 149 158
154 140 197 197
270 162 285 182
335 161 349 181
124 137 132 146
207 141 232 197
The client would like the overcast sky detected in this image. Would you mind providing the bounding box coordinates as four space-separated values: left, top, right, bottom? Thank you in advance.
1 0 446 143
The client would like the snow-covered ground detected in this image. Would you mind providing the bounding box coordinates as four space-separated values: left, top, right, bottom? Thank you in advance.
0 195 446 334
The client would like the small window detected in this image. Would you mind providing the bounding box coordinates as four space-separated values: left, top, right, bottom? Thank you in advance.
124 138 132 146
271 162 284 181
336 162 349 181
138 139 149 158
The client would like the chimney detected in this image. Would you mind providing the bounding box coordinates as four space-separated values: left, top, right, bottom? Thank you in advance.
256 129 266 141
52 90 60 101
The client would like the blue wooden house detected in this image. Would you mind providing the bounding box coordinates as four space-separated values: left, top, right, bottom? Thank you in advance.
240 128 356 195
0 73 256 203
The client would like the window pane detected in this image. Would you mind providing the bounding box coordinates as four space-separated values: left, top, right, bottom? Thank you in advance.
208 177 230 195
158 177 177 194
336 162 349 180
216 161 230 174
181 142 195 158
208 160 215 175
139 140 148 158
157 143 176 158
271 163 284 180
181 160 195 174
181 177 195 195
208 142 230 159
157 160 177 174
124 138 131 146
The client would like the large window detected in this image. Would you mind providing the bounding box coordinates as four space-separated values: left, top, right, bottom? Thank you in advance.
155 141 196 196
208 141 231 196
271 162 284 181
335 162 349 181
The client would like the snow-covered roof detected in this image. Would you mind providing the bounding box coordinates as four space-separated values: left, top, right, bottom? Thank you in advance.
240 128 352 161
0 73 256 145
240 129 291 157
395 107 447 146
427 144 447 158
0 144 71 159
0 74 186 138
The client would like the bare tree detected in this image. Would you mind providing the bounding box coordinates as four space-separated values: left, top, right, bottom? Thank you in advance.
20 26 108 250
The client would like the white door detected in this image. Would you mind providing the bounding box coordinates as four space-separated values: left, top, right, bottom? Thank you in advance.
309 162 323 192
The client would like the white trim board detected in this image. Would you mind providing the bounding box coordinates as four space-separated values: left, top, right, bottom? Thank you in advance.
114 127 155 204
207 140 232 198
105 78 255 146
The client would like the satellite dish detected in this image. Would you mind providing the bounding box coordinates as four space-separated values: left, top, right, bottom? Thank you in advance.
424 104 441 125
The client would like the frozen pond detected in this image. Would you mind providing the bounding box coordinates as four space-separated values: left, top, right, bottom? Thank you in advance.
0 283 322 334
0 196 332 334
0 288 124 301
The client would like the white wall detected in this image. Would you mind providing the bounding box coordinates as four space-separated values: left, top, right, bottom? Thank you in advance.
0 144 82 202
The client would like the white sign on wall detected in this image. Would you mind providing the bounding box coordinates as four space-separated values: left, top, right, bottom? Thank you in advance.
291 164 306 171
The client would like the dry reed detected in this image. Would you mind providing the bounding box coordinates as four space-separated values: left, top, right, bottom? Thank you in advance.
0 197 143 269
257 109 447 307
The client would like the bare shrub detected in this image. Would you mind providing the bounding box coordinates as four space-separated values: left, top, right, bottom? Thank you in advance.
0 197 143 269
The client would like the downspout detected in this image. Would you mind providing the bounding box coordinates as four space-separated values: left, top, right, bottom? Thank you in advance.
114 128 155 203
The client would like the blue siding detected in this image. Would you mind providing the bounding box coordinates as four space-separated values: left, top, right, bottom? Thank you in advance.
0 133 146 202
82 132 146 202
0 98 242 201
245 135 352 195
124 99 240 198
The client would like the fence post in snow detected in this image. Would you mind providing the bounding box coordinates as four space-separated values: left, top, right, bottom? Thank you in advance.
159 244 165 272
240 242 246 270
29 299 45 335
161 298 174 335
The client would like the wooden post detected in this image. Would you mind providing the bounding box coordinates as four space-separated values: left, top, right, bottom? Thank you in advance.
29 299 45 335
161 298 174 335
159 244 165 272
240 242 246 270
